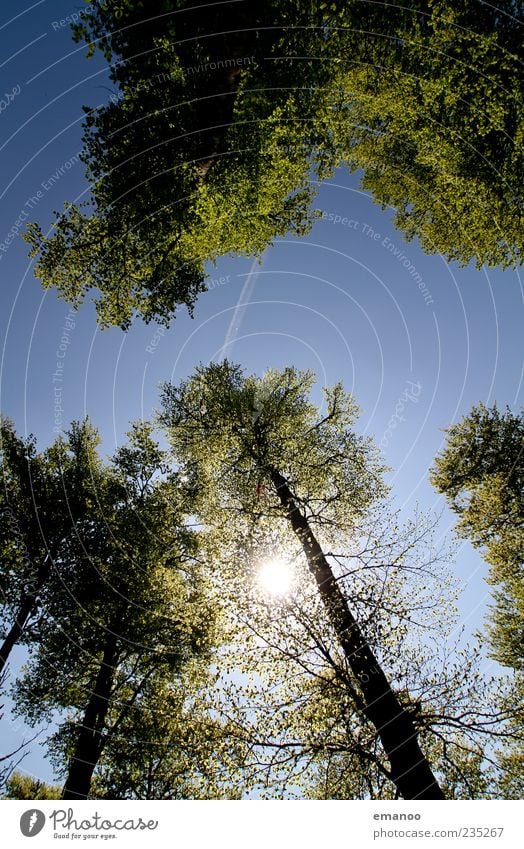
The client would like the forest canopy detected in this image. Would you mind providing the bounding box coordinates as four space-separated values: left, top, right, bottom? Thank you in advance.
25 0 523 327
1 0 522 805
1 376 522 799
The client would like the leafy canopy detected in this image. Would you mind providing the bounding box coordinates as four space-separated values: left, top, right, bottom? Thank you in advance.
25 1 523 328
431 403 524 671
1 417 106 659
159 363 518 799
12 420 221 797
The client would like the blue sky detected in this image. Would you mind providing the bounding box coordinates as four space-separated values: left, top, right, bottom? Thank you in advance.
0 0 523 784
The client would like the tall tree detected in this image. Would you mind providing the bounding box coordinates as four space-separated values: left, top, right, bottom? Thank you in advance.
193 487 515 799
431 403 524 799
25 1 522 328
430 403 523 670
13 422 220 800
160 361 446 799
0 418 104 674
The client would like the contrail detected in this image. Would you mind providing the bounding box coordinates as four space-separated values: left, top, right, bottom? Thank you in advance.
219 255 263 358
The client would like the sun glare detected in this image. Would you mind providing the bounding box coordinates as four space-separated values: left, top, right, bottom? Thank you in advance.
258 558 294 597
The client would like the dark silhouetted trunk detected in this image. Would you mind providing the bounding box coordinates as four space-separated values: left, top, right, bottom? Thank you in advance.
0 595 36 675
62 631 119 800
0 556 51 674
268 465 445 800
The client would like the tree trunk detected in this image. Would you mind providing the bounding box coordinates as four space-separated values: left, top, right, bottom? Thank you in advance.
268 465 445 800
62 631 119 800
0 556 51 675
0 595 36 675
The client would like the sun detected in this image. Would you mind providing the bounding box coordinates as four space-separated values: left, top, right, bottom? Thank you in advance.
258 558 294 597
